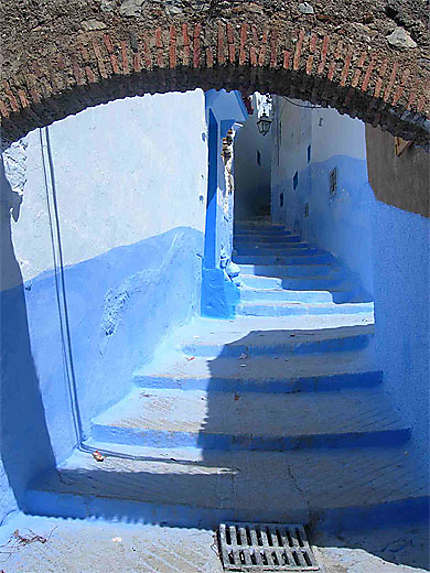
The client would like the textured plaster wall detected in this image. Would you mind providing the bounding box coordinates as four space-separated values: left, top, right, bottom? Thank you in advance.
0 89 207 520
270 97 429 465
271 98 373 297
6 91 208 287
372 202 429 462
234 94 272 221
271 97 312 227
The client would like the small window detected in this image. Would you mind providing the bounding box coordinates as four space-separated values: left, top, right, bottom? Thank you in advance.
307 145 311 164
304 202 309 217
280 192 284 207
257 150 261 166
293 171 299 190
329 167 337 196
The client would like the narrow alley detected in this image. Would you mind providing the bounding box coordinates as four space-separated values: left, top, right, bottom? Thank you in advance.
1 5 429 568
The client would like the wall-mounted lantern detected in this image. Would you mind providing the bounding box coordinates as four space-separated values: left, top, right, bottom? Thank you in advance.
257 112 272 136
256 93 273 136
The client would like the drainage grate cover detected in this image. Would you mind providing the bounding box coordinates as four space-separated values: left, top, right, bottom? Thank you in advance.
218 522 320 571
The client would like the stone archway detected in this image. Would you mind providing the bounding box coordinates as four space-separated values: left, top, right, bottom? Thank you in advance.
1 0 429 146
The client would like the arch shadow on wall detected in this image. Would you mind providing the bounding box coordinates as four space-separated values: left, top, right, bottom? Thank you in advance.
0 157 57 513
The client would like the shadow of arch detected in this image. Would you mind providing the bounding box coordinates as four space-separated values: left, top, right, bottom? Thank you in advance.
0 156 56 512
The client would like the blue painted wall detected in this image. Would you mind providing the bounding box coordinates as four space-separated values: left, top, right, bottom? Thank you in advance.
372 201 429 463
270 97 429 468
0 90 208 521
271 99 373 299
234 93 273 221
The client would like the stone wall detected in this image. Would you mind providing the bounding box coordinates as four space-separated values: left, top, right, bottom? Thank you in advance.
366 125 430 217
1 1 429 146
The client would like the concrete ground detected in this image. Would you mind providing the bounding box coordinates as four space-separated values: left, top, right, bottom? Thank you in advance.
0 514 428 572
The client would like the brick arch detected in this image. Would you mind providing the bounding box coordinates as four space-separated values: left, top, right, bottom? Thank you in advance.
1 2 429 147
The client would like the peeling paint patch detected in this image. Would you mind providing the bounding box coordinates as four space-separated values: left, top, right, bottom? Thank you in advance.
3 139 27 195
102 270 158 336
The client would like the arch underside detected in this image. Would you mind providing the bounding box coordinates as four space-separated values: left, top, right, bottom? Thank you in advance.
1 7 429 149
1 66 429 148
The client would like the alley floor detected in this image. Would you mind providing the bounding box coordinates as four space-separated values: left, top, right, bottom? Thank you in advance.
0 514 428 572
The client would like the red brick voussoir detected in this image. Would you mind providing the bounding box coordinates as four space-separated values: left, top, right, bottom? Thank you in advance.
0 3 428 147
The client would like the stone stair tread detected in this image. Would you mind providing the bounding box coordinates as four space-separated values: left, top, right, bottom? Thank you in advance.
234 246 313 252
238 287 352 303
238 263 341 276
135 351 379 384
235 249 319 256
91 386 406 439
236 301 374 318
234 245 311 250
234 255 333 264
176 319 374 349
237 301 374 309
27 445 427 517
240 285 348 292
240 273 342 280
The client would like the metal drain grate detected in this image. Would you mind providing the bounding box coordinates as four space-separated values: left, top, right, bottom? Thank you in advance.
218 522 320 571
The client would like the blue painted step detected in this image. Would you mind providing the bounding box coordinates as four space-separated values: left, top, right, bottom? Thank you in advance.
235 241 315 249
235 247 322 257
238 287 361 305
89 387 410 452
235 233 301 241
238 263 341 277
25 446 429 530
234 253 333 265
234 226 293 233
239 287 336 303
133 352 383 393
239 273 347 290
234 235 303 244
182 325 374 357
236 300 374 317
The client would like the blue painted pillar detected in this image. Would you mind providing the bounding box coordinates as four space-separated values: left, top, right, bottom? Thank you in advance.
201 90 248 318
203 110 218 270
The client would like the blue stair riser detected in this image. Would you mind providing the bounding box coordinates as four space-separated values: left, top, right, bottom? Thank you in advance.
234 240 307 249
235 238 307 245
236 302 374 317
234 254 334 265
239 289 335 303
234 228 294 235
235 235 302 243
238 264 339 276
24 490 309 529
235 241 314 248
240 275 346 290
182 334 372 357
235 247 321 257
133 371 384 393
90 425 411 451
25 490 429 533
317 496 430 533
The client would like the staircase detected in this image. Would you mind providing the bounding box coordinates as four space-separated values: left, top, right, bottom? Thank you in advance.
26 222 428 531
233 221 373 315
